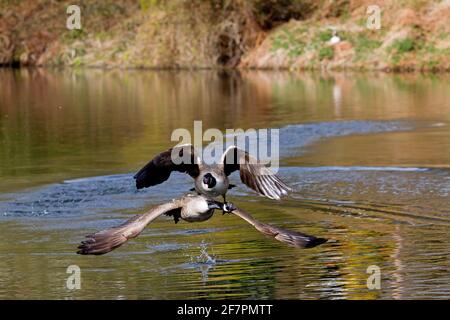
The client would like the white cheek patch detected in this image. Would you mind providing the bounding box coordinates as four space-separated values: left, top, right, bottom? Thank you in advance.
202 182 212 190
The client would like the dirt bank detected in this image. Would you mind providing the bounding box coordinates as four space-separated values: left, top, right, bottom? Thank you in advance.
0 0 449 71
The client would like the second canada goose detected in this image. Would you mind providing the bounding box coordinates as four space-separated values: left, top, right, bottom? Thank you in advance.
134 144 292 204
77 194 327 255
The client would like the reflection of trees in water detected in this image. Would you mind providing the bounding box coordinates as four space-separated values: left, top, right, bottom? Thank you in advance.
2 69 449 186
1 69 450 299
391 225 404 300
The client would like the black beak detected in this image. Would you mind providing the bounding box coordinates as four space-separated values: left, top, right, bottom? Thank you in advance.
206 200 223 210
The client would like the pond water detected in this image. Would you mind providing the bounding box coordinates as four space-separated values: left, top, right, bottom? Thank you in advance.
0 68 449 299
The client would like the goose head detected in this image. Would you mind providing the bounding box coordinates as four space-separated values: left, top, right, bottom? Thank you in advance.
202 173 217 189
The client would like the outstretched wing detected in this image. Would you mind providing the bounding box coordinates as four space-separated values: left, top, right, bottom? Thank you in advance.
231 207 327 248
134 144 201 189
77 202 179 255
221 146 292 200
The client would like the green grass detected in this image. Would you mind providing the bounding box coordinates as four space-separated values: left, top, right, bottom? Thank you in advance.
271 28 306 58
387 37 417 65
425 59 439 70
61 29 87 42
389 37 415 53
318 47 334 60
438 31 450 40
317 29 333 42
72 57 84 67
353 35 382 54
139 0 158 11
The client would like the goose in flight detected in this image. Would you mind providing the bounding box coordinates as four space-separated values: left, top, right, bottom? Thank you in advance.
77 194 327 255
133 144 292 204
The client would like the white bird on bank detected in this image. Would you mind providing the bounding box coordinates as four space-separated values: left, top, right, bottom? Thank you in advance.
329 29 341 45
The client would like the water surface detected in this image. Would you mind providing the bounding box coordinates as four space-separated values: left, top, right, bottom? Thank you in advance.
0 69 449 299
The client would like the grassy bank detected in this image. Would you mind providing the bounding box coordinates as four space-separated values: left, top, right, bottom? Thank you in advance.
0 0 449 71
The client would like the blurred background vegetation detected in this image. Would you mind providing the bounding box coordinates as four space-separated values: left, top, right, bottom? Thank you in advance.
0 0 449 70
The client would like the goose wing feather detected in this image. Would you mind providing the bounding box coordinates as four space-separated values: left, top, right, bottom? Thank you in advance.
231 207 327 248
77 202 179 255
221 146 292 200
134 144 201 189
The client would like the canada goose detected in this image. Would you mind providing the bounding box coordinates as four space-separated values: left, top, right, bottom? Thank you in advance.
77 194 327 255
133 144 292 204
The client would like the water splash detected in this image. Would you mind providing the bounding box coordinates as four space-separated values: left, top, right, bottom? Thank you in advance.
196 240 216 265
193 240 216 283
